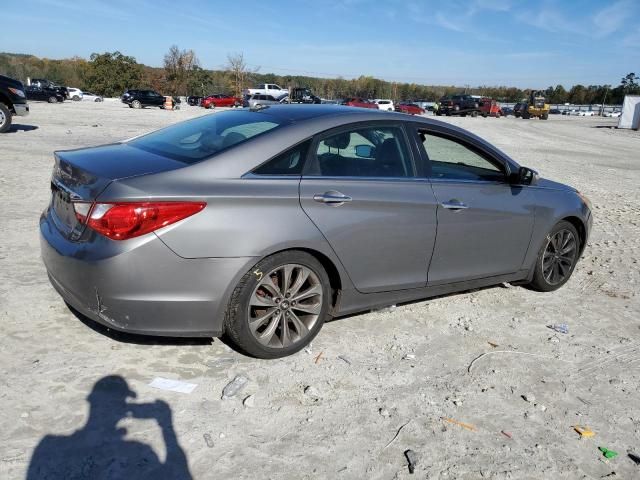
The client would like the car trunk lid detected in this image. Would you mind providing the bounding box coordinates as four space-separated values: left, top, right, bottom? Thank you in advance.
50 143 187 239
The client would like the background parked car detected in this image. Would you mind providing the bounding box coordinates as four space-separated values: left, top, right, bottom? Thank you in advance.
0 74 30 133
29 79 68 100
81 91 103 102
513 102 528 118
121 89 165 108
187 96 203 106
341 97 378 109
501 106 514 116
245 83 289 97
395 103 425 115
201 94 242 109
25 85 65 103
374 99 394 111
577 111 595 117
603 110 621 117
246 93 287 108
438 94 479 115
67 88 83 101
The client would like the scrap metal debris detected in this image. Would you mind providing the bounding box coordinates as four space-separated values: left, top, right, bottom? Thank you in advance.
404 449 418 474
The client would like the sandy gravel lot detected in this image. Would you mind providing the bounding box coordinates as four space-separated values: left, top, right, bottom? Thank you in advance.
1 101 639 479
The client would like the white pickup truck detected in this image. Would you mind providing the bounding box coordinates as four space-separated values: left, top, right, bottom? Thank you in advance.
245 83 289 98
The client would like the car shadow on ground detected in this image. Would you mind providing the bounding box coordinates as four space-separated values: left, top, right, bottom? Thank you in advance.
26 375 193 480
67 303 213 346
5 124 38 133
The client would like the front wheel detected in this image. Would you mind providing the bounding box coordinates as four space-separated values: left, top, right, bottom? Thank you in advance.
132 100 142 109
526 221 580 292
0 103 12 133
48 96 58 103
224 251 331 359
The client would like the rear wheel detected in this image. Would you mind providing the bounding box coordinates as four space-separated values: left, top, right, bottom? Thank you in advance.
527 221 580 292
72 95 80 101
542 113 549 120
224 251 331 359
0 103 12 133
471 111 478 118
48 96 58 103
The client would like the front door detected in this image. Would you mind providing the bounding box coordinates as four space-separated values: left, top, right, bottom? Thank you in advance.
299 123 438 293
414 128 535 285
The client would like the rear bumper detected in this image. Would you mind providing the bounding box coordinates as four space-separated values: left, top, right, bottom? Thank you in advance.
13 102 29 116
40 207 255 337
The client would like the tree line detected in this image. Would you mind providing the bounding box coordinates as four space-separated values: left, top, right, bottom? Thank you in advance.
1 49 637 104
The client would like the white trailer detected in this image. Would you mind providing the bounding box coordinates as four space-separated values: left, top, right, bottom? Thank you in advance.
618 95 640 130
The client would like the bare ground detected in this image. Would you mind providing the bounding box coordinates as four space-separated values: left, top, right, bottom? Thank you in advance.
1 101 639 479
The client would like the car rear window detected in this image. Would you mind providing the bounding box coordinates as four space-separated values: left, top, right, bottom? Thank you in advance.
128 110 286 164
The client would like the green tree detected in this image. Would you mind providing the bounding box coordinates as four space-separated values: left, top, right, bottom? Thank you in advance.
84 51 142 97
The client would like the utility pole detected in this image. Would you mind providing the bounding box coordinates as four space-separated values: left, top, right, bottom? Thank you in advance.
600 85 609 116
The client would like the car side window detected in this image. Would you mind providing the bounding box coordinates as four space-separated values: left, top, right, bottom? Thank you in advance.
419 131 505 182
252 140 310 176
309 126 412 178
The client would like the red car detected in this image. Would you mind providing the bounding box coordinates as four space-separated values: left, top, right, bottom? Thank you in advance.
395 103 425 115
341 97 379 109
479 98 502 117
201 94 242 109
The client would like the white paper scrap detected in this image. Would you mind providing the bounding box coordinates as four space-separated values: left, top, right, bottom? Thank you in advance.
149 377 197 394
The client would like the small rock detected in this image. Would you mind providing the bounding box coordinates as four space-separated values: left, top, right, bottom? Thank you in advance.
522 393 536 403
536 443 542 449
221 375 249 400
304 385 321 399
609 378 621 385
465 325 473 332
538 404 547 412
453 399 463 406
379 408 391 418
548 336 560 343
20 412 29 418
403 353 416 360
219 433 225 439
243 395 255 408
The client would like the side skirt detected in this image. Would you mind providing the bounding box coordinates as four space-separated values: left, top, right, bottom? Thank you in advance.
335 270 530 317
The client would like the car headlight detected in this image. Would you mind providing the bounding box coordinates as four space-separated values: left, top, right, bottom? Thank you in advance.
8 87 26 98
576 190 592 210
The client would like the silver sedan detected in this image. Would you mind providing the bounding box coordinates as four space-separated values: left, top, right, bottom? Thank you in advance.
40 105 592 358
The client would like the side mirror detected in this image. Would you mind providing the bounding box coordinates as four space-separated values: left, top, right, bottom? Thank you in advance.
511 166 538 185
355 145 375 158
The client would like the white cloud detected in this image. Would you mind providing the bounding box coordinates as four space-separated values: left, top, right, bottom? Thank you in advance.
592 0 631 37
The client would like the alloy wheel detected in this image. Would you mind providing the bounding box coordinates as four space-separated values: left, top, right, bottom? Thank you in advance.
542 229 577 285
247 264 323 348
0 109 6 127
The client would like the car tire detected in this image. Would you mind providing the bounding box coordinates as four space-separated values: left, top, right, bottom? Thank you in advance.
526 220 580 292
48 96 58 103
471 111 478 118
95 98 102 102
72 96 80 101
0 103 12 133
132 100 142 109
224 250 331 359
542 113 549 120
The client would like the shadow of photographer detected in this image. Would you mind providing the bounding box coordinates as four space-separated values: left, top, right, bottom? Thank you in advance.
27 375 192 479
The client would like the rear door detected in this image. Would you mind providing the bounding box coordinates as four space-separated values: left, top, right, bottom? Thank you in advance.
299 122 438 293
411 125 535 285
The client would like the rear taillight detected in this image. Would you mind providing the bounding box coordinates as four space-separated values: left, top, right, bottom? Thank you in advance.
73 201 205 240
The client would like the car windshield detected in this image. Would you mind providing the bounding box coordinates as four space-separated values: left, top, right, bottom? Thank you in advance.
128 110 286 164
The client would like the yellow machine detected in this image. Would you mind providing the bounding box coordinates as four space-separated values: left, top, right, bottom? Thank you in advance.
523 90 550 119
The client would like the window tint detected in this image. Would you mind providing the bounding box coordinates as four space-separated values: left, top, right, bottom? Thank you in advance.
253 140 310 176
128 110 286 164
309 126 412 178
419 131 505 182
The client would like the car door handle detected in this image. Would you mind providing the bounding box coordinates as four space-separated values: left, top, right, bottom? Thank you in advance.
313 191 353 205
442 200 469 211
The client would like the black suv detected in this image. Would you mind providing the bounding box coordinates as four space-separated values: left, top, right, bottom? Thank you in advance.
0 74 30 133
25 85 66 103
30 79 68 99
121 89 166 108
438 94 480 115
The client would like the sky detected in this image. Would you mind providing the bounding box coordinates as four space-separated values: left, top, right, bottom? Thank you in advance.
2 0 639 88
